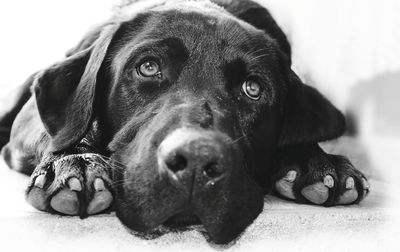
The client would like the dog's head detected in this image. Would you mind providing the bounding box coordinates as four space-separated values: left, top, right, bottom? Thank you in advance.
33 0 344 244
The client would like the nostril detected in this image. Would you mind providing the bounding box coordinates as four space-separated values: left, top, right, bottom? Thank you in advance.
203 162 223 179
166 154 188 173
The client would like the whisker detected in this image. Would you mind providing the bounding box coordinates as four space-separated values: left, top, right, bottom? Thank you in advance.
230 134 247 145
248 53 269 63
246 48 268 56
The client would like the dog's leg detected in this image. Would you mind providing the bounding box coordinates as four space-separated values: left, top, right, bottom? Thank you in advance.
26 143 114 216
0 73 34 149
271 144 369 206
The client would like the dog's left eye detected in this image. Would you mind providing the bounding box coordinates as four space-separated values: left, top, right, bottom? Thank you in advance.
137 60 162 78
242 80 261 100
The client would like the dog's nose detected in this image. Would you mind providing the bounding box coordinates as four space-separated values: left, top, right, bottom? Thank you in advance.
158 128 227 182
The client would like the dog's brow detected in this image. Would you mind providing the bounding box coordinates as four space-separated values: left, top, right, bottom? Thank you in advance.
123 37 186 65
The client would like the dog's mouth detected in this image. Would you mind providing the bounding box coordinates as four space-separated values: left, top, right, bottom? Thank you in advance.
163 209 201 228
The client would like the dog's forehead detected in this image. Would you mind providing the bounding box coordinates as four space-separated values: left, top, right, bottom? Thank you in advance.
150 2 264 49
115 1 269 56
111 1 276 78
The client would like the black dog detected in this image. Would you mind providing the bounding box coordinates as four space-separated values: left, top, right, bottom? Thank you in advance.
0 0 369 244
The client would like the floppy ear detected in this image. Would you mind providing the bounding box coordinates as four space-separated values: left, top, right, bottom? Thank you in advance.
33 24 120 152
278 71 346 147
213 0 292 61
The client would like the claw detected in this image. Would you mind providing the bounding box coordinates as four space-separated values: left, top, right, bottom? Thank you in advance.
68 177 82 192
362 178 370 190
345 177 355 189
338 177 359 204
285 170 297 182
362 178 370 197
34 174 46 188
94 178 106 191
323 175 334 188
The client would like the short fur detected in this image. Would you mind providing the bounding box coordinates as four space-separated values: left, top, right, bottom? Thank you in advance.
0 0 367 244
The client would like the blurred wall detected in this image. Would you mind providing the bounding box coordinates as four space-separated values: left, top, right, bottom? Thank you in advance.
0 0 115 97
258 0 400 137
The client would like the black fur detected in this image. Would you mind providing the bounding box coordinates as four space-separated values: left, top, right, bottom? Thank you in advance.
0 0 366 245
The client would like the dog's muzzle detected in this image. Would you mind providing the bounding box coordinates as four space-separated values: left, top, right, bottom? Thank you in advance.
158 127 229 188
116 125 263 244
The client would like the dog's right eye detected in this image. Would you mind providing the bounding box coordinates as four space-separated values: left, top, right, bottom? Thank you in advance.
137 60 162 78
241 80 261 100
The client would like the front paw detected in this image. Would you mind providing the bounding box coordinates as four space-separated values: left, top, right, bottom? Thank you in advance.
26 154 113 216
274 154 369 206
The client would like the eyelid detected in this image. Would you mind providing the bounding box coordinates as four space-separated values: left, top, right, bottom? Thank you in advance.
135 56 162 69
246 75 264 86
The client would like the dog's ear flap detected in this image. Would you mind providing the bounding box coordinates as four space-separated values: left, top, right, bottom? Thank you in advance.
213 0 292 62
278 71 346 147
33 24 119 152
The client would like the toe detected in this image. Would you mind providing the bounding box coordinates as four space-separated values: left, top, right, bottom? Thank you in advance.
50 188 80 215
275 170 297 199
87 191 113 215
27 187 47 211
338 177 358 204
87 179 113 215
301 182 329 205
338 190 358 204
27 175 48 211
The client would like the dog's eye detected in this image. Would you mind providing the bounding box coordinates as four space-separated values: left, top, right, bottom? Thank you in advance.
137 60 162 78
242 80 261 100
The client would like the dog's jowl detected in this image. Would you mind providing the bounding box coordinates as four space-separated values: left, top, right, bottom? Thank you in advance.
0 0 369 244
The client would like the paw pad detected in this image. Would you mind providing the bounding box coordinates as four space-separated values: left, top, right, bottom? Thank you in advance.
50 188 80 215
301 182 329 205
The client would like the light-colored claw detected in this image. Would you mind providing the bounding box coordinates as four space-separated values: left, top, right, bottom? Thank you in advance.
68 177 82 191
339 177 359 204
301 182 329 205
362 178 370 197
362 178 370 190
94 178 106 191
345 177 355 189
34 174 46 188
275 170 297 200
323 175 334 188
285 170 297 182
